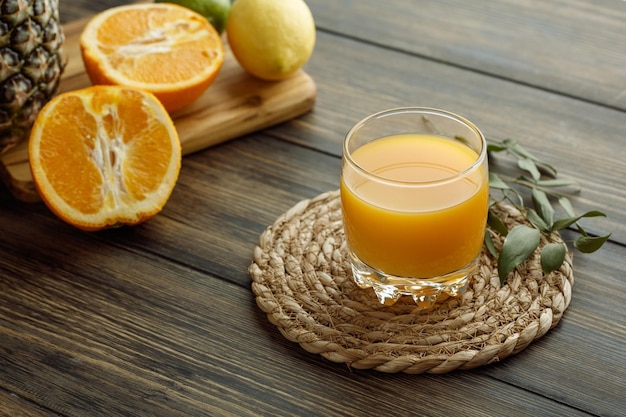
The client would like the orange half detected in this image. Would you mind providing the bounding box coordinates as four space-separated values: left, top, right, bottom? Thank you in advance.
29 86 182 231
80 3 225 113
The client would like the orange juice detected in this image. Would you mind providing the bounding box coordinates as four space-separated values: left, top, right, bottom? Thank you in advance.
341 133 489 278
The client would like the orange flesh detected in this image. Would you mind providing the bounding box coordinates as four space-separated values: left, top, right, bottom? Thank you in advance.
30 86 181 231
80 4 224 112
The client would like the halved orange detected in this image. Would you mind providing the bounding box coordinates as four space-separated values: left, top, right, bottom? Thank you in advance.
28 86 182 231
80 3 225 113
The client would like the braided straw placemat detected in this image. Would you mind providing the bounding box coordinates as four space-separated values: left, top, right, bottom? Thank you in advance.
249 190 573 374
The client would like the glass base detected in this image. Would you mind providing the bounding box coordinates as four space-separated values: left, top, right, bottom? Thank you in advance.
349 253 476 307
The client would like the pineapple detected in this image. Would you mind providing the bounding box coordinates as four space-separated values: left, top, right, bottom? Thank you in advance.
0 0 65 155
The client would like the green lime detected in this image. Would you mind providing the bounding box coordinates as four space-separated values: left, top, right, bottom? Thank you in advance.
156 0 231 34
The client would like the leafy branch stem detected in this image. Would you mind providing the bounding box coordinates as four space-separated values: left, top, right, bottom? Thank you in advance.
486 137 610 283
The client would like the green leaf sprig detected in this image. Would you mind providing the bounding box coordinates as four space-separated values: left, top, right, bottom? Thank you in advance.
485 138 611 284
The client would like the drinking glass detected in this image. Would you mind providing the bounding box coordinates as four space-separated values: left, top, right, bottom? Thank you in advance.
340 107 489 306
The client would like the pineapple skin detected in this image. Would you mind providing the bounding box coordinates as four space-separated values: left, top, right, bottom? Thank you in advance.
0 0 65 155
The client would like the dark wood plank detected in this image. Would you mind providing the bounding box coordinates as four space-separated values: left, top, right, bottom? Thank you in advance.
59 0 131 23
1 134 623 415
0 134 340 287
0 389 60 417
308 0 626 110
0 228 599 417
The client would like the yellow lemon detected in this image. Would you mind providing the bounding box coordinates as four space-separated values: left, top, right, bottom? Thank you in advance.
226 0 316 80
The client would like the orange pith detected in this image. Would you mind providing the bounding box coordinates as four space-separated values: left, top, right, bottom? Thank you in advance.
28 86 182 231
80 3 225 113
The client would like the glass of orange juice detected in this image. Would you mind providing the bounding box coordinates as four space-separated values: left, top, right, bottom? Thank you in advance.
340 107 489 306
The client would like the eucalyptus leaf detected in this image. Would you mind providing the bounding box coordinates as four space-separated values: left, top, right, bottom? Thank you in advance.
526 208 550 232
510 142 536 160
575 234 611 253
489 173 510 190
502 138 517 147
531 188 554 229
509 142 558 176
558 197 575 217
535 178 579 188
518 158 541 181
488 209 509 236
487 143 508 152
484 231 498 259
552 211 607 231
497 225 541 283
535 161 558 177
540 243 567 274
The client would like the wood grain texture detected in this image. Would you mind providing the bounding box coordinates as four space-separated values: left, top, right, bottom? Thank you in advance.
1 1 624 416
2 134 624 416
58 0 131 24
1 191 611 417
308 0 626 110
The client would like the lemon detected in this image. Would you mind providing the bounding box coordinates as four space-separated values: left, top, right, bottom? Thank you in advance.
155 0 231 34
226 0 316 80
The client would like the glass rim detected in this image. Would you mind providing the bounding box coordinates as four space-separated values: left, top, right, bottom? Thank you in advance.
343 107 487 186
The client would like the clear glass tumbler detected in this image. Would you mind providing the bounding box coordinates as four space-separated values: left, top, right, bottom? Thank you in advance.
340 107 489 306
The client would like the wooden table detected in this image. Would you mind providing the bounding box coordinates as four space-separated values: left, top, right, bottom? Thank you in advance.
2 1 625 416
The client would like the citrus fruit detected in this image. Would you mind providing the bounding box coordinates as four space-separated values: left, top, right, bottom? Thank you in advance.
28 86 182 231
226 0 316 81
79 3 225 113
155 0 231 34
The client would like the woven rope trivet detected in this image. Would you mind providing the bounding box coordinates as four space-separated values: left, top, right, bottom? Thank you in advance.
249 190 573 374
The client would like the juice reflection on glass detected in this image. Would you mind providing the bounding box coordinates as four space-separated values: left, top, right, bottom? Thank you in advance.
340 108 489 306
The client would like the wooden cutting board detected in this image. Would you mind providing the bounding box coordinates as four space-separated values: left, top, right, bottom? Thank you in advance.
0 17 317 202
